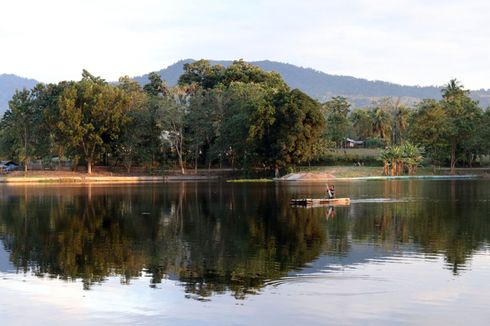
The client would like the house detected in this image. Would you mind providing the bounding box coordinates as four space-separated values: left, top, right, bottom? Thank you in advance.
345 138 364 148
0 160 19 173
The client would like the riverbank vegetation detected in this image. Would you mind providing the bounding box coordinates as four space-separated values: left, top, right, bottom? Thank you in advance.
0 60 489 175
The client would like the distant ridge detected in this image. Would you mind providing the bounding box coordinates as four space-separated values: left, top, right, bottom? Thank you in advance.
0 74 39 113
134 59 490 108
2 60 490 115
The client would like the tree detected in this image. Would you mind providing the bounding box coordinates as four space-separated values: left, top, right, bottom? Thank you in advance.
161 85 193 175
112 76 148 173
392 105 410 145
178 60 224 89
441 79 481 174
30 82 75 169
371 106 392 142
478 110 490 162
350 108 373 140
265 89 325 175
58 71 131 174
185 89 219 172
213 82 270 169
323 96 351 147
1 89 36 172
408 99 449 171
143 72 170 97
380 142 423 176
179 59 288 91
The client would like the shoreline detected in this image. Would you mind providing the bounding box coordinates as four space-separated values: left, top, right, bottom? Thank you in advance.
274 174 481 182
0 175 219 184
0 166 487 184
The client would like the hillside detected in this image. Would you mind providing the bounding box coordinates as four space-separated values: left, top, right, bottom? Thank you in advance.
0 74 39 113
134 59 490 108
2 60 490 115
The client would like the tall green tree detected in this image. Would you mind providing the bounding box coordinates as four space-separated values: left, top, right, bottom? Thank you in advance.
185 88 220 171
441 79 481 173
323 96 351 147
371 106 392 142
30 82 75 168
213 82 271 169
392 105 410 145
143 72 170 97
178 60 225 89
266 89 325 175
161 85 193 175
408 99 449 171
1 89 36 172
58 71 131 174
350 108 373 140
112 76 149 173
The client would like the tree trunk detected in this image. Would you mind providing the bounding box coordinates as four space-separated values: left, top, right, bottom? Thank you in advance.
194 146 198 175
178 155 185 175
87 160 92 174
24 127 28 174
450 140 456 175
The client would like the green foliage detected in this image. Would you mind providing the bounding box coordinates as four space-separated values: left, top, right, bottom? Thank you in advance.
371 106 392 141
267 88 325 168
350 108 373 140
380 142 423 175
0 89 37 170
0 66 486 175
323 96 352 147
440 79 481 173
143 72 170 96
407 99 449 167
364 137 387 148
57 71 131 173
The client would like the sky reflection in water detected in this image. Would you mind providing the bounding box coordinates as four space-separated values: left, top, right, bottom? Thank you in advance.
1 180 490 324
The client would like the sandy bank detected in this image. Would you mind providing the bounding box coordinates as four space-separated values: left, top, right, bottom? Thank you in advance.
276 172 480 181
0 174 218 184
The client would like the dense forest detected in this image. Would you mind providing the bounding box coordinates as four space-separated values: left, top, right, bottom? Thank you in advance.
0 60 489 175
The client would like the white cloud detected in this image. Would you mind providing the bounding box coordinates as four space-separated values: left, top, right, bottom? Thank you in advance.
0 0 489 88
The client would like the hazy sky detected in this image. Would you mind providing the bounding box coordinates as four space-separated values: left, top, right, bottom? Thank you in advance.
1 0 489 89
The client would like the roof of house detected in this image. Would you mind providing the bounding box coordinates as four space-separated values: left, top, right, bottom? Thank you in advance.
0 160 18 166
345 138 364 144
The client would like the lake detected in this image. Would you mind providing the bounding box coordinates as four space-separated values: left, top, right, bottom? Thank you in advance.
1 180 490 325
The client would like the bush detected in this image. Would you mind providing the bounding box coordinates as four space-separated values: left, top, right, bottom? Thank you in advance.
365 137 388 149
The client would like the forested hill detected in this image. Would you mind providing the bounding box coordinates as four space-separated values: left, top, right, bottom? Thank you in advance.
0 74 39 113
134 59 490 108
2 60 490 114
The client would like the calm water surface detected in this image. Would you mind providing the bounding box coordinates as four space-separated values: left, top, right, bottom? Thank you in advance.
1 180 490 325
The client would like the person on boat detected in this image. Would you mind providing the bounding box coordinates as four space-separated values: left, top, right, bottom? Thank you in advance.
326 184 335 199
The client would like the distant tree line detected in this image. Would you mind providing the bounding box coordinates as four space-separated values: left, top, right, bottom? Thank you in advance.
0 58 488 175
0 60 324 175
322 79 490 174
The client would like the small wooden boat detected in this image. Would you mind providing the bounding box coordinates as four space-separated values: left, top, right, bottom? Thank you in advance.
290 197 351 207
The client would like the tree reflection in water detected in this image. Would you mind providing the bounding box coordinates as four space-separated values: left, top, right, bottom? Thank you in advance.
0 180 489 298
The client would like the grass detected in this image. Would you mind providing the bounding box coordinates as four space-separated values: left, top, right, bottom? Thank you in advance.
226 178 273 183
318 148 383 165
295 166 382 178
287 165 488 179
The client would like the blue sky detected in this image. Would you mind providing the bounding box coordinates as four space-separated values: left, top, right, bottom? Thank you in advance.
1 0 489 89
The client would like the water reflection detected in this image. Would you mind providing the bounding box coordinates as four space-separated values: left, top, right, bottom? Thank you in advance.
0 180 489 298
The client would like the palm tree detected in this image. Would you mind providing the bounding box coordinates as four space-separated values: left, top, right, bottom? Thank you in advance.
442 79 466 99
392 106 410 145
371 107 392 141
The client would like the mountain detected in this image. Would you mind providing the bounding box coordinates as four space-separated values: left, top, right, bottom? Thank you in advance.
0 74 39 113
2 61 490 115
134 59 490 108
